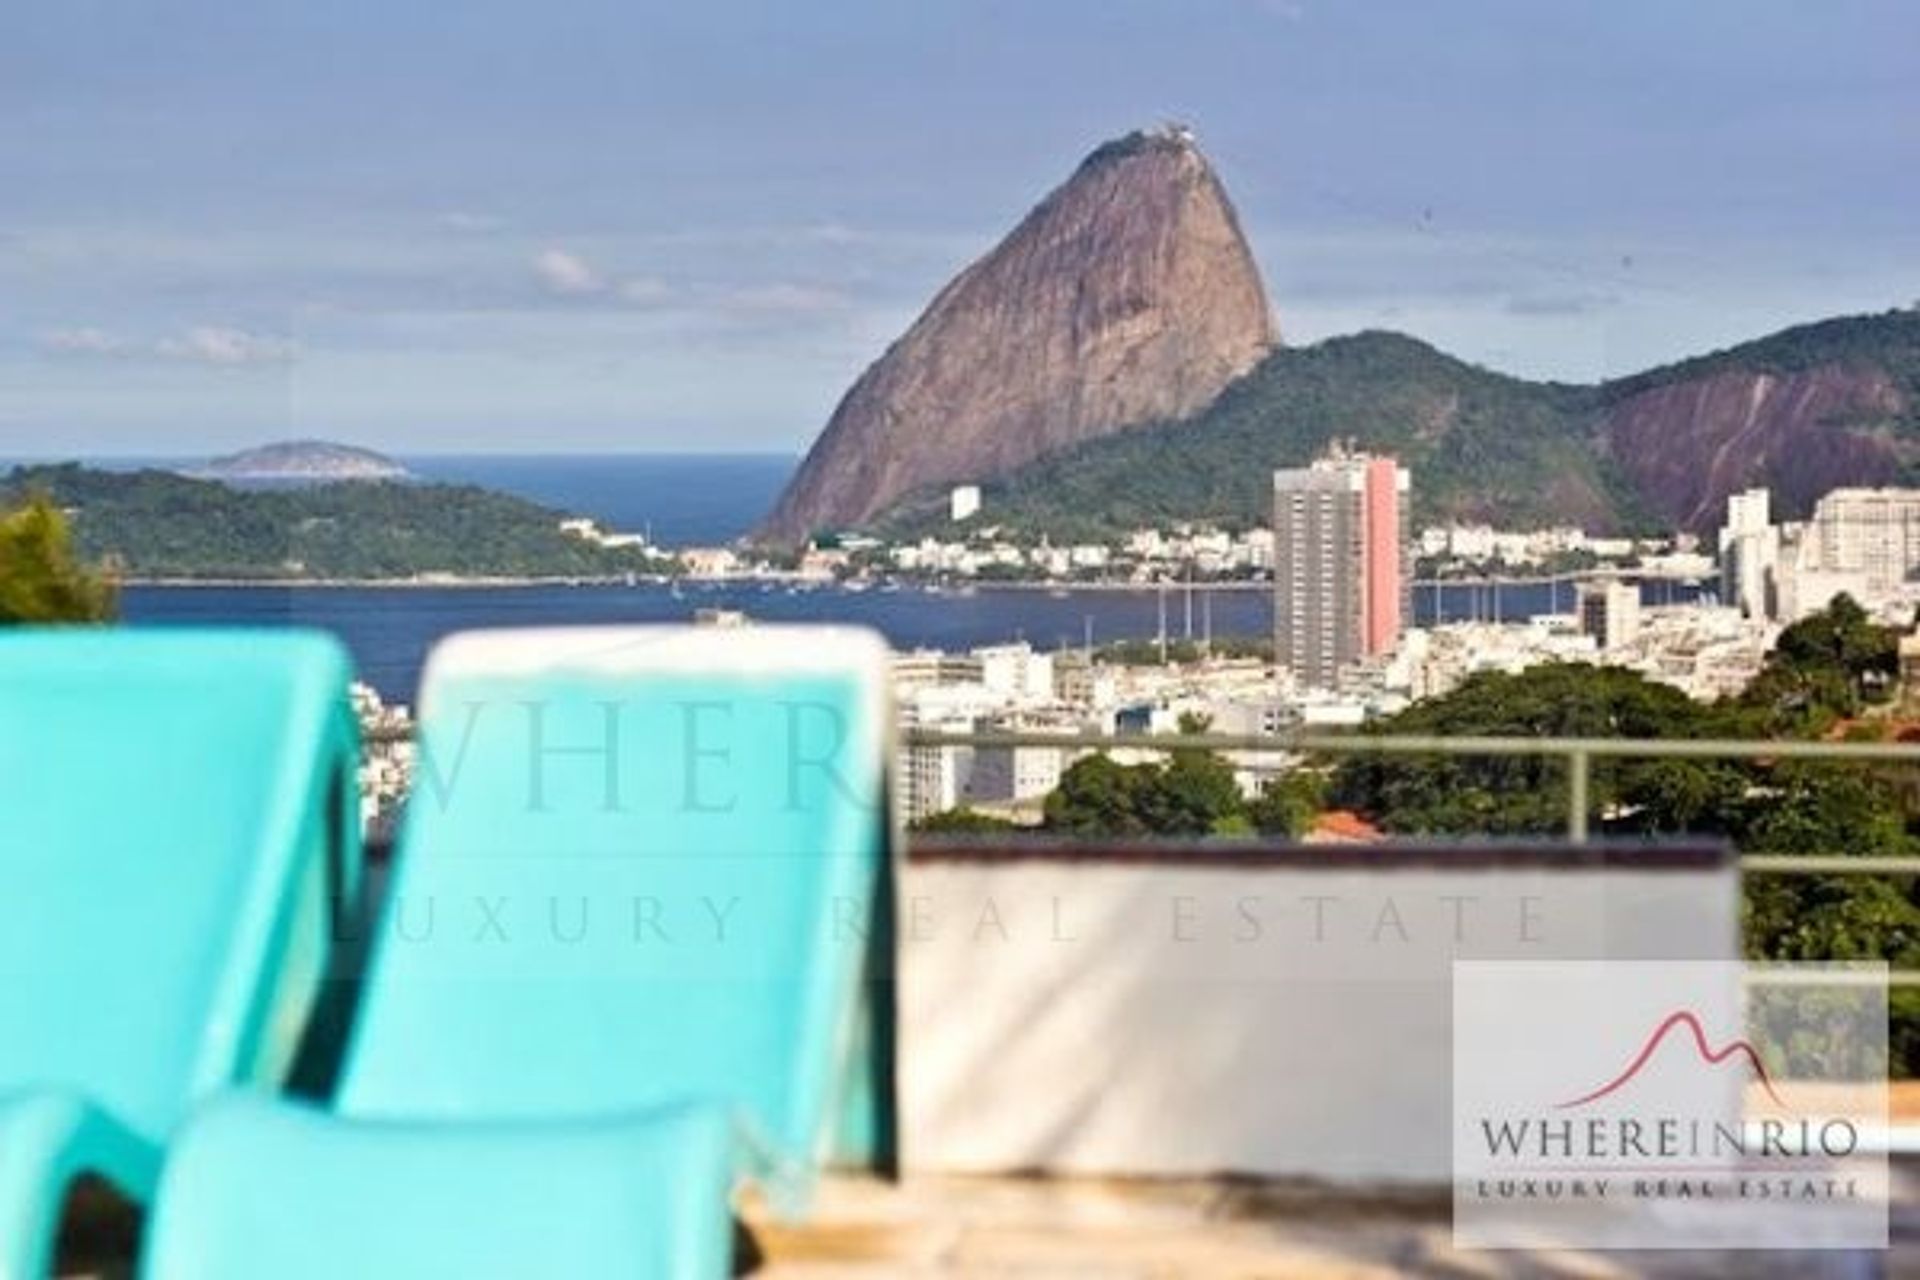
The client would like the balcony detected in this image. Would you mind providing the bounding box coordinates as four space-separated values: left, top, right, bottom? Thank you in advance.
44 721 1920 1276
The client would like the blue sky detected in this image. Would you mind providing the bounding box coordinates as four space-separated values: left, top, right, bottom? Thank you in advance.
4 0 1917 456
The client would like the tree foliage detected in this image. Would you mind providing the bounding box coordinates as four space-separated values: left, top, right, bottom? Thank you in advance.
1319 598 1920 1071
1328 662 1742 837
1042 714 1323 839
0 494 117 623
0 464 675 581
910 806 1017 834
1735 593 1897 732
877 331 1632 541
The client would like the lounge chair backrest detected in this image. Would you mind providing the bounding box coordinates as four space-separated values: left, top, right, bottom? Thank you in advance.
0 629 360 1146
337 626 893 1171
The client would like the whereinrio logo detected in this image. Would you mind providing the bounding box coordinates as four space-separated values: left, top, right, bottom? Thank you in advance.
1453 961 1889 1251
1557 1008 1787 1109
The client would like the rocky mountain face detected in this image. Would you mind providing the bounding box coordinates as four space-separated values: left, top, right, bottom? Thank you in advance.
1594 312 1920 531
757 127 1275 542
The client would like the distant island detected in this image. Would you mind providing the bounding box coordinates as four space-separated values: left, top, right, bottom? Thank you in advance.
191 439 412 483
2 463 669 582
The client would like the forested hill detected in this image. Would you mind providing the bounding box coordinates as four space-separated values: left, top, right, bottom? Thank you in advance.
875 331 1631 541
868 308 1920 542
1 464 659 580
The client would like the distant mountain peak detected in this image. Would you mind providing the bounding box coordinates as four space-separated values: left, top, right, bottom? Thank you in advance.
757 126 1275 542
194 440 410 482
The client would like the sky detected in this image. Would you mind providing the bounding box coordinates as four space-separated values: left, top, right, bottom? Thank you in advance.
4 0 1918 457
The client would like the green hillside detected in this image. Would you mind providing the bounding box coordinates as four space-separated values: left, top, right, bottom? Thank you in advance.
1 465 664 580
876 332 1639 541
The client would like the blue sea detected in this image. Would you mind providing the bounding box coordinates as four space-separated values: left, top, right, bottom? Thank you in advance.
400 453 793 547
26 453 1707 704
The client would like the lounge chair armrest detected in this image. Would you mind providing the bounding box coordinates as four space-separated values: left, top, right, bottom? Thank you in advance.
0 1090 159 1280
143 1094 736 1279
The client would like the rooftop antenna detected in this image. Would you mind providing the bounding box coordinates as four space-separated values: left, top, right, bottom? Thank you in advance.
1184 567 1194 641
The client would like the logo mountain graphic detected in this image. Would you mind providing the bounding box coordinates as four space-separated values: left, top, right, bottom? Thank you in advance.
1556 1009 1785 1110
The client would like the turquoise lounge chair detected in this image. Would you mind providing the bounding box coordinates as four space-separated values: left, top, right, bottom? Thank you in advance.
0 629 360 1280
143 625 895 1279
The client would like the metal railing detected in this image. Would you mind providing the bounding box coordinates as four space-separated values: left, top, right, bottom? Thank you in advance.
378 717 1920 872
904 727 1920 989
906 726 1920 854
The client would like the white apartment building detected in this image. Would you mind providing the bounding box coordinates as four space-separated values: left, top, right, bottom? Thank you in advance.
966 743 1065 806
976 643 1054 703
1718 487 1779 619
1807 487 1920 594
1577 578 1642 651
894 693 981 824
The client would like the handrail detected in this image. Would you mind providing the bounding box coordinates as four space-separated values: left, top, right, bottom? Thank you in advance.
901 729 1920 844
369 719 1920 858
903 728 1920 762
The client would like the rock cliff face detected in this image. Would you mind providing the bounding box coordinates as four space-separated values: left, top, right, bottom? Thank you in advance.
1599 364 1909 531
758 127 1275 542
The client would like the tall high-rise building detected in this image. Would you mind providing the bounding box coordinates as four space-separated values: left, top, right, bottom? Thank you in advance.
1271 453 1410 690
1718 487 1779 620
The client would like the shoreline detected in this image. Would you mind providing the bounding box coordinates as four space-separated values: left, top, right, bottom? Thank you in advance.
120 575 1280 592
121 573 1707 592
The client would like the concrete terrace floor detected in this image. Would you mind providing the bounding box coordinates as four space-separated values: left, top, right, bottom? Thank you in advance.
740 1169 1918 1279
737 1174 1920 1280
60 1165 1920 1277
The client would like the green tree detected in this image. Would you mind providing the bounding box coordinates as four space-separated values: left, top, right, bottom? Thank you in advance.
1328 663 1735 837
1246 771 1326 837
1043 716 1251 838
1143 748 1245 836
1042 754 1159 836
1735 594 1898 731
911 806 1017 834
0 495 117 623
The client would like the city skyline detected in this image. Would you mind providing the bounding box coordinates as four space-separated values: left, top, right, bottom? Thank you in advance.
4 0 1918 455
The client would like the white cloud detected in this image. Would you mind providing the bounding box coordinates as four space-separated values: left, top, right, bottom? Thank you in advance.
533 247 604 296
155 326 297 366
42 327 133 356
43 324 295 366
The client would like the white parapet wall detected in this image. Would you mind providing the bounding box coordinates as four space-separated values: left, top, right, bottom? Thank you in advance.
897 841 1739 1183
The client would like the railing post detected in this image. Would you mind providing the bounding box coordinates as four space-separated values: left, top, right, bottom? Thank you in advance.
1567 747 1590 843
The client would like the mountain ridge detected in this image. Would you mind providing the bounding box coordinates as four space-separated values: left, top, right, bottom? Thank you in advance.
757 121 1920 544
758 126 1275 541
868 308 1920 540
